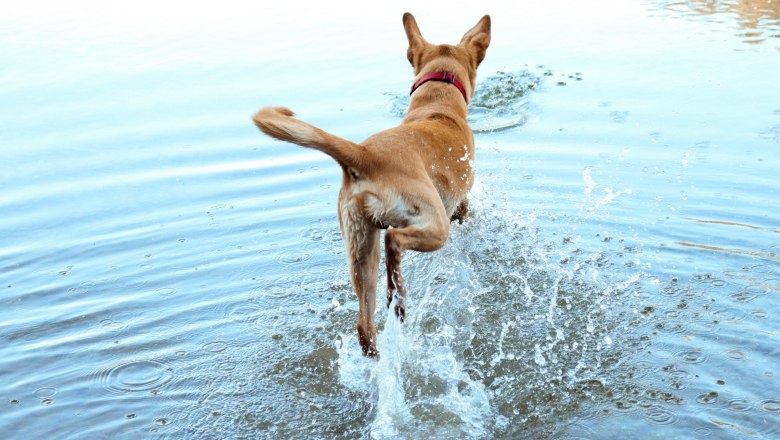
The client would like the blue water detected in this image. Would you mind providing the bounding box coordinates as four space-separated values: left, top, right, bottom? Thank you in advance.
2 1 779 438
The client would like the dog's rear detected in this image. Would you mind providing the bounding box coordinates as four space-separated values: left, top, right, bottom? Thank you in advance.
253 13 490 357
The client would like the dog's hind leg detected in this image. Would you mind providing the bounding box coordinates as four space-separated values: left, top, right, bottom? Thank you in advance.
385 196 450 321
339 200 381 357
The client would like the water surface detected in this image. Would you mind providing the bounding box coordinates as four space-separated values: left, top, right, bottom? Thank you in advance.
2 1 779 438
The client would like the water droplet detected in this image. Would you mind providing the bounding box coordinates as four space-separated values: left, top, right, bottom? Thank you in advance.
533 345 547 366
697 391 718 404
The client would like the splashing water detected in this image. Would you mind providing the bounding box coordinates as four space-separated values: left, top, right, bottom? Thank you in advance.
338 254 493 439
387 69 560 133
336 177 657 438
467 70 542 132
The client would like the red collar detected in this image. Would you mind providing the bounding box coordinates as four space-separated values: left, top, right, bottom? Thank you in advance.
410 71 468 103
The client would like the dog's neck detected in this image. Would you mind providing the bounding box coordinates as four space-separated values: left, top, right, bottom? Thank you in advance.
404 68 472 126
410 71 468 103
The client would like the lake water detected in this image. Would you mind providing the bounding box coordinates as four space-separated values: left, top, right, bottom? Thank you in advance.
2 0 779 438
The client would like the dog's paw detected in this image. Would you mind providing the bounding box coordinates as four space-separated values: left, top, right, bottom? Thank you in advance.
450 199 469 224
389 291 406 322
358 330 379 358
395 300 406 323
365 345 379 359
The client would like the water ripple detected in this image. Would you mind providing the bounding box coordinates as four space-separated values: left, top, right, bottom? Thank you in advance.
725 349 748 360
676 349 708 364
696 391 719 405
712 307 748 323
224 302 264 323
727 398 752 412
202 341 228 353
96 360 174 394
275 251 311 265
643 405 678 425
32 387 57 398
761 399 780 413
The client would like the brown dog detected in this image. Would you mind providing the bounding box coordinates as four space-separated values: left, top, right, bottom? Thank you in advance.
253 13 490 357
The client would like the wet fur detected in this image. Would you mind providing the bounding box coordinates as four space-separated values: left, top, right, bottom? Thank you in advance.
253 13 490 357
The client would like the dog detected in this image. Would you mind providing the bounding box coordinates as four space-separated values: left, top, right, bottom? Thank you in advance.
253 13 490 357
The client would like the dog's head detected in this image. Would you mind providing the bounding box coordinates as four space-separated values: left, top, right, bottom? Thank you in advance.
403 13 491 99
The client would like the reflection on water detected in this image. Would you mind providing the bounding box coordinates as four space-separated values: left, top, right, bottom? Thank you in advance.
677 241 780 262
653 0 780 46
684 217 780 233
677 217 780 262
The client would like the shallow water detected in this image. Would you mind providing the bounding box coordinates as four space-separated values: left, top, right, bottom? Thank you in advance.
2 1 779 438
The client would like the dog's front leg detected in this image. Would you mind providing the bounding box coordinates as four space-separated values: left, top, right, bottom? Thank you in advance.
384 198 450 322
385 231 407 322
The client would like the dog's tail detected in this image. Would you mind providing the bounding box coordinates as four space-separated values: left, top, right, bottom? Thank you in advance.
253 107 364 169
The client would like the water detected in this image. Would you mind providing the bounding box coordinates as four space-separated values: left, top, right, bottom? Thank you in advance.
2 1 779 438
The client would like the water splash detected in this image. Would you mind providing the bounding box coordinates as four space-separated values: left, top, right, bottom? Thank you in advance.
467 70 541 132
338 259 493 439
386 69 548 133
579 166 633 218
370 310 412 438
333 179 662 438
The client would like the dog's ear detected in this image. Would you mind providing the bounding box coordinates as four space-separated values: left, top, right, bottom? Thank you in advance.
403 12 428 67
460 15 491 66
